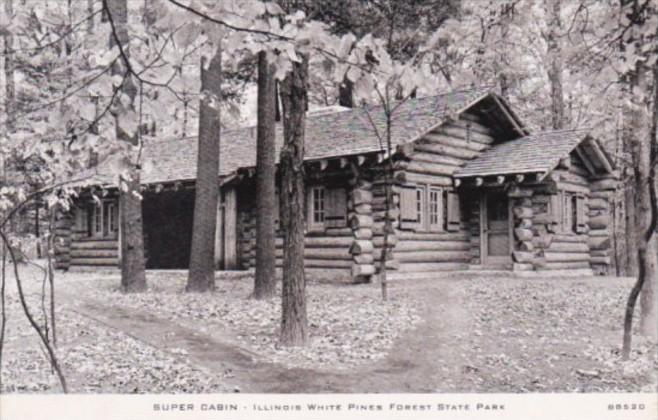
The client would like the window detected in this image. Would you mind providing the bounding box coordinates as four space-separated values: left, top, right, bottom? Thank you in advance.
402 184 451 231
429 188 443 231
92 204 104 237
307 186 347 230
86 200 118 238
551 191 586 234
105 202 118 234
415 187 425 227
312 186 325 225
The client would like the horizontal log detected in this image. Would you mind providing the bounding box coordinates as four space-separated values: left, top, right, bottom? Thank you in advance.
398 262 469 272
397 231 469 241
414 142 477 161
354 254 374 264
548 241 590 253
350 214 374 229
396 250 470 263
588 215 608 230
384 259 401 270
352 264 375 277
514 228 533 241
513 207 534 219
71 240 119 250
545 252 590 262
351 189 373 205
454 115 496 136
512 251 534 263
275 249 351 260
371 235 399 248
439 125 496 144
71 257 118 266
590 178 617 191
354 228 373 240
551 234 587 243
539 261 591 270
516 219 532 229
396 171 453 187
513 263 534 271
588 236 611 250
410 153 469 170
422 132 489 152
275 236 353 248
303 259 352 269
353 203 372 215
508 186 533 198
349 240 374 255
393 240 470 252
71 249 118 258
591 256 611 265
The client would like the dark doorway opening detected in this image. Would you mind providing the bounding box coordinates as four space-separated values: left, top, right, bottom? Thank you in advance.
142 189 195 269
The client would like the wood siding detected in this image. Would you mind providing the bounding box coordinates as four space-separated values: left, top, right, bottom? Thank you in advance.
390 113 497 275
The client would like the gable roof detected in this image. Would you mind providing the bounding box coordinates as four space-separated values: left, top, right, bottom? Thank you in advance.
88 87 523 186
454 129 614 178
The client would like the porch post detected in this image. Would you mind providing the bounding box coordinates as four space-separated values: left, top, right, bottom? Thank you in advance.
509 186 536 271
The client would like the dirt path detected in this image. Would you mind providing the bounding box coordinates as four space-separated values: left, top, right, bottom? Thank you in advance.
62 279 470 393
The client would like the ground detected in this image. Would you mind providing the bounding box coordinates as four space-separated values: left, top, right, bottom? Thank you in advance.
0 264 656 393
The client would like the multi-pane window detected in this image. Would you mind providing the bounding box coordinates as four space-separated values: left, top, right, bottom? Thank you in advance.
415 187 425 226
87 201 118 237
312 187 325 224
93 204 104 237
307 186 347 230
401 184 454 231
429 188 445 231
106 202 118 234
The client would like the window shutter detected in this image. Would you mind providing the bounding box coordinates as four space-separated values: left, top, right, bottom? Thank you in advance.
400 186 418 229
550 193 562 226
325 188 347 228
446 191 461 231
575 195 587 233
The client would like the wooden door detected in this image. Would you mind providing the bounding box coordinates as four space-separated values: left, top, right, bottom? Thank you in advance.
481 192 511 267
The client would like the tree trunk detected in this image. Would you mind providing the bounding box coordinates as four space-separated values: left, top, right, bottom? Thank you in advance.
186 46 222 292
107 0 147 292
3 0 14 135
278 55 309 347
253 51 277 299
639 62 658 339
545 0 565 130
622 52 658 358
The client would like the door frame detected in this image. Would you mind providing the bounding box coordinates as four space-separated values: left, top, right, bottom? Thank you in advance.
479 191 513 267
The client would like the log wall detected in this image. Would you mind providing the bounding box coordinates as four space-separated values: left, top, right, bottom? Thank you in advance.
390 113 496 275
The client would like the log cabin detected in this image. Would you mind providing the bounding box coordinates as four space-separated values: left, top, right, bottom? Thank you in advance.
54 87 618 281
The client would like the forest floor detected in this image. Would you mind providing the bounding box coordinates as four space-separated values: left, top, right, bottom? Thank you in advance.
0 263 656 393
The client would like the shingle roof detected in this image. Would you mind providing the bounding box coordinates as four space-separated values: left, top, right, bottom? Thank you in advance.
455 129 590 178
93 87 492 185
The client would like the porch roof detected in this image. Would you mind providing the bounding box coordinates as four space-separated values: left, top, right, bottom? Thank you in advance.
454 129 613 179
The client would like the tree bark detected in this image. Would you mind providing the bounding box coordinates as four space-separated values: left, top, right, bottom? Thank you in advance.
279 55 309 347
638 62 658 339
187 46 222 292
545 0 565 130
253 51 277 299
107 0 147 292
3 0 14 135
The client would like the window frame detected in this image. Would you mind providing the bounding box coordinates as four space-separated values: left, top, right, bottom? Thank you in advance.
307 186 326 231
428 187 444 232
